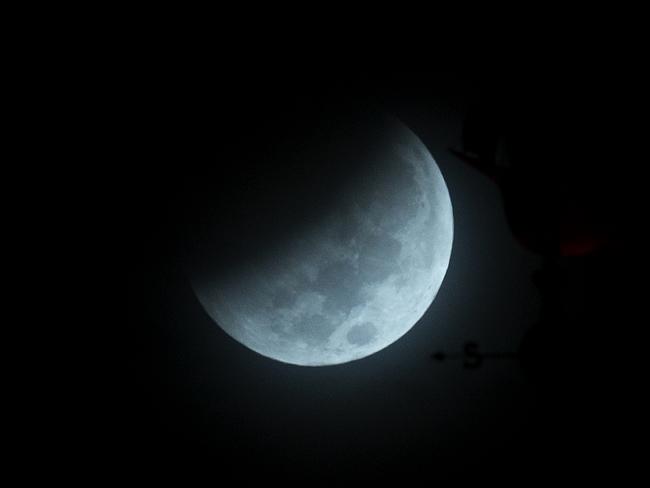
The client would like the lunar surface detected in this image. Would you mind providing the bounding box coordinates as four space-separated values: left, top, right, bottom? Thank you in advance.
191 115 453 366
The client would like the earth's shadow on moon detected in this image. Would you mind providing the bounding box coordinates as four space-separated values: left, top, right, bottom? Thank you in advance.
184 102 453 366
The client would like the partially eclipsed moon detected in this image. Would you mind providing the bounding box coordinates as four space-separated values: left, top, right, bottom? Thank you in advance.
191 116 453 366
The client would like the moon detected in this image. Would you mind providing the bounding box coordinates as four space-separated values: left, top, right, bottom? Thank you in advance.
190 114 453 366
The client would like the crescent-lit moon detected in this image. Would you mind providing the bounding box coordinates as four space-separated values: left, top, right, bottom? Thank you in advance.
191 116 453 366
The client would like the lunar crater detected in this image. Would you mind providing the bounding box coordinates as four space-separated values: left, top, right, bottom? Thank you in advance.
347 322 378 346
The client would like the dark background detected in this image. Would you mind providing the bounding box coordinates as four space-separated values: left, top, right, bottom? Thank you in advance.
107 62 637 483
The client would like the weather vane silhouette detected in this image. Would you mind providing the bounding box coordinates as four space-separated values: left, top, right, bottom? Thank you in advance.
432 342 519 369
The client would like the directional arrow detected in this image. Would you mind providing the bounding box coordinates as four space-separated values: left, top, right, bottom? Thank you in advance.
432 342 519 369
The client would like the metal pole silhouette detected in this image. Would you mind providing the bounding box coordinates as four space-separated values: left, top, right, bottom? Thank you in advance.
432 342 519 369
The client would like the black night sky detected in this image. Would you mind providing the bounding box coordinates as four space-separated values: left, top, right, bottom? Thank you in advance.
110 61 637 483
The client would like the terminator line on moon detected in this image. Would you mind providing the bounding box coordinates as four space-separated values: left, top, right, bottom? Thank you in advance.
191 116 453 366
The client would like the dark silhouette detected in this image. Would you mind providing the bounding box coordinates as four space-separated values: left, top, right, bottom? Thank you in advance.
443 74 626 380
432 341 518 369
439 73 633 477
